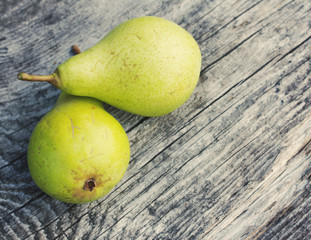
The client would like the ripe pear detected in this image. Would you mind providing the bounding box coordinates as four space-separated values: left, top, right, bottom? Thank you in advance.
18 16 201 117
27 92 130 204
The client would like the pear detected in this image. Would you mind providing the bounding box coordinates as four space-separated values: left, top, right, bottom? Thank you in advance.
27 92 130 204
18 16 201 117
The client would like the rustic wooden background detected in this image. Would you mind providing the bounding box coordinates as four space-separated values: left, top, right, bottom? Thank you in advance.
1 0 311 239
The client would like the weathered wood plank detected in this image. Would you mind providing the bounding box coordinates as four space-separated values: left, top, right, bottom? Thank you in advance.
1 0 311 239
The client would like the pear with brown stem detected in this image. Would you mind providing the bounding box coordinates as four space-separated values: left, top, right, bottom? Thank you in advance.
18 16 201 117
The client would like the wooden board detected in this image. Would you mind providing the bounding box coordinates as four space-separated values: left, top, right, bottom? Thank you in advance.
1 0 311 239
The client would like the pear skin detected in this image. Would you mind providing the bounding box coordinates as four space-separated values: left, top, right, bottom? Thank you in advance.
18 16 201 117
27 93 130 204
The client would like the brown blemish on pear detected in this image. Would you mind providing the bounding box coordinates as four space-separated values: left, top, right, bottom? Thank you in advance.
71 171 100 202
71 167 104 185
84 178 96 191
71 169 112 202
72 186 97 202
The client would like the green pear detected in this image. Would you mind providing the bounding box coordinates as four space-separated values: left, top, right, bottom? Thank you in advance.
27 92 130 204
18 16 201 117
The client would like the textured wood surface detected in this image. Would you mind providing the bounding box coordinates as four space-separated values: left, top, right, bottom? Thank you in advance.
1 0 311 239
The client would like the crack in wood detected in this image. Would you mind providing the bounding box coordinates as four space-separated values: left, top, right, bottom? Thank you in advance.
201 28 262 74
275 35 311 64
199 0 265 43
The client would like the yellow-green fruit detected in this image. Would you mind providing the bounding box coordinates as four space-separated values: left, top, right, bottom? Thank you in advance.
27 93 130 204
18 16 201 117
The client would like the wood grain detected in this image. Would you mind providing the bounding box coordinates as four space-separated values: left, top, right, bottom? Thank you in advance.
1 0 311 239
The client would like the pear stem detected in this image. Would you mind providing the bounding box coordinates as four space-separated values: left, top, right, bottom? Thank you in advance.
72 45 82 55
17 45 80 86
17 72 56 82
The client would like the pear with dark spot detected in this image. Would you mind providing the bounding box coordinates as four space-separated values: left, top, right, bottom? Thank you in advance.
27 93 130 204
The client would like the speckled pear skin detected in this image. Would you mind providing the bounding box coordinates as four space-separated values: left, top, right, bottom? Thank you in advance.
57 16 201 116
27 93 130 204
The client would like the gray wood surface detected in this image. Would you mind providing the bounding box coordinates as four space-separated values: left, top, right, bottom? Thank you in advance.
1 0 311 239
